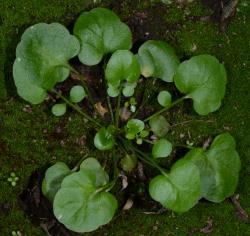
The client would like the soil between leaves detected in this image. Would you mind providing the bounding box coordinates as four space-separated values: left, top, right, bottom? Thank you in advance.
0 0 250 235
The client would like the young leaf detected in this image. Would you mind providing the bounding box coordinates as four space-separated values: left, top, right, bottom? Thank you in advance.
183 133 241 202
105 50 140 97
42 162 70 202
157 91 172 107
13 23 80 104
149 158 201 212
137 40 180 82
120 154 138 172
53 165 117 233
52 103 67 116
80 157 109 187
174 55 227 115
125 119 145 140
152 138 172 158
94 127 115 150
70 85 86 103
74 8 132 66
149 115 170 137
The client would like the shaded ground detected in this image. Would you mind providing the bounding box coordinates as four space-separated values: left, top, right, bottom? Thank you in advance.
0 0 250 235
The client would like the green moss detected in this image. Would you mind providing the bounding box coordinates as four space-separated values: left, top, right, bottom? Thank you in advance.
0 0 250 235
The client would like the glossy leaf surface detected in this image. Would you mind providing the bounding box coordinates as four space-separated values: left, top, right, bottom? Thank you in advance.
137 40 180 82
53 158 117 233
13 23 80 104
149 158 201 212
42 162 70 202
74 8 132 66
174 55 227 115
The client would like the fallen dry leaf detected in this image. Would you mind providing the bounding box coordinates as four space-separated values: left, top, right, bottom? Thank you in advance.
122 198 134 211
94 102 108 117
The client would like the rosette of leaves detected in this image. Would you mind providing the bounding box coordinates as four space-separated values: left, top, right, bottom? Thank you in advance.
43 158 117 233
105 50 140 97
182 133 241 202
174 55 227 115
73 8 132 66
13 23 80 104
125 119 145 140
137 40 180 82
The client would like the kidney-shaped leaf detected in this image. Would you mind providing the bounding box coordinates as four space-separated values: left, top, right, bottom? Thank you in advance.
13 23 80 104
174 55 227 115
53 167 117 233
183 133 241 202
94 127 115 150
149 115 170 137
74 8 132 66
137 40 180 82
149 158 201 212
105 50 140 97
42 162 70 202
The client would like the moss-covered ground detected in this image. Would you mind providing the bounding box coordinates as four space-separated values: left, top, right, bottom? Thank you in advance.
0 0 249 235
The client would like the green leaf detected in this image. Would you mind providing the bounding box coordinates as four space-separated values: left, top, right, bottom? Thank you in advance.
105 50 140 97
122 82 137 97
80 157 109 187
94 127 115 150
13 23 80 104
125 119 145 140
42 162 70 202
183 133 241 202
137 40 180 82
120 154 138 172
149 115 170 137
174 55 227 115
70 85 86 103
157 91 171 107
152 138 172 158
74 8 132 66
52 103 67 116
140 130 149 138
149 158 201 212
53 167 117 233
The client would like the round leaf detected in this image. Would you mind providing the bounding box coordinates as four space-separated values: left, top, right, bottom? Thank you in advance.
13 23 80 104
137 40 180 82
42 162 70 202
74 8 132 66
152 138 172 158
94 127 115 150
53 169 117 233
149 115 170 137
105 50 140 97
52 103 67 116
183 133 241 202
157 91 172 107
120 154 138 172
174 55 227 115
80 157 109 187
149 158 201 212
70 85 86 103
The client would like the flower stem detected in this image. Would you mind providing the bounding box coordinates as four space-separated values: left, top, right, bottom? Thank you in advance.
143 96 186 122
51 89 101 128
115 92 121 128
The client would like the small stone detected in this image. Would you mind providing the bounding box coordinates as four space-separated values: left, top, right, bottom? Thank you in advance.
153 225 158 231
